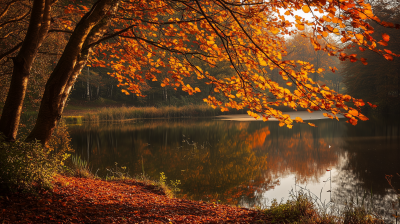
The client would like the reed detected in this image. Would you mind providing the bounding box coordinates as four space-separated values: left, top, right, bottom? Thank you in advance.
263 188 386 224
77 105 243 122
71 155 93 178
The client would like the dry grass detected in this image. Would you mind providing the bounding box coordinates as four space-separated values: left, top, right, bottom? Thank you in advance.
77 105 238 122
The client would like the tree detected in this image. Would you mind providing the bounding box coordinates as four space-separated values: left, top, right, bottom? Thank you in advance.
0 0 398 144
342 3 400 113
0 0 53 141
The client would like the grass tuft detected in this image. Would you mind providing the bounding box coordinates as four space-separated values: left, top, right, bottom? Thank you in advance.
70 155 94 178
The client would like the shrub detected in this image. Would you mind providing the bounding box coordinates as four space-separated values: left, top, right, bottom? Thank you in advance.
264 191 320 223
0 121 72 194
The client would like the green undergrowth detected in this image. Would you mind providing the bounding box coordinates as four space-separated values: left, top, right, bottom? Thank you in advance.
0 121 73 195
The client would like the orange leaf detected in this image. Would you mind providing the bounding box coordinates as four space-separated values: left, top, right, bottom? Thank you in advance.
302 5 310 13
355 33 363 42
384 49 392 54
308 122 317 127
378 40 388 46
295 24 305 30
359 114 369 121
384 54 393 61
348 109 358 116
346 118 358 125
382 33 390 42
294 117 303 123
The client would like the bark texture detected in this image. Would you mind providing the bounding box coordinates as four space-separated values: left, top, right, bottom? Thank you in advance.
0 0 52 141
26 0 119 144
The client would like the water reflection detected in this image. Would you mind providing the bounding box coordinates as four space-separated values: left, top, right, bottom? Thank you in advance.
67 116 399 212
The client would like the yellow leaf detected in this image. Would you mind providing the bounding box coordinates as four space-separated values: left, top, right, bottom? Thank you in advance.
270 27 280 34
355 33 363 42
302 5 310 13
259 58 268 66
333 28 339 34
294 117 303 123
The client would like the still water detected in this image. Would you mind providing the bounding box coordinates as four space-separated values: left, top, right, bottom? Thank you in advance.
67 112 399 216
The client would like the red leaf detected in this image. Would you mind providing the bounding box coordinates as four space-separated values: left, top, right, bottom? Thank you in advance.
360 58 368 65
382 33 390 42
378 40 388 46
384 54 393 61
367 102 377 108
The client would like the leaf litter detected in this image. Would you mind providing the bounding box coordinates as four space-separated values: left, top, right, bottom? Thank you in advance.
0 176 270 223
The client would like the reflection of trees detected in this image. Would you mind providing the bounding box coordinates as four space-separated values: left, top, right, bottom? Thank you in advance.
341 117 400 196
68 118 347 207
263 119 344 185
68 120 275 206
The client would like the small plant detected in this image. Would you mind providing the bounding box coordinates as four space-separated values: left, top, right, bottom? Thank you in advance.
386 174 400 223
170 179 181 194
159 172 167 186
71 155 93 178
264 191 319 223
105 162 130 181
158 172 181 196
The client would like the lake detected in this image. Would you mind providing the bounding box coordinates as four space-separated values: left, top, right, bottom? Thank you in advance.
67 111 399 218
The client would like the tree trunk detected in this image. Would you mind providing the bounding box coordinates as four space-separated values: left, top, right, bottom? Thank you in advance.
86 67 90 101
0 0 52 141
97 83 100 99
26 0 119 144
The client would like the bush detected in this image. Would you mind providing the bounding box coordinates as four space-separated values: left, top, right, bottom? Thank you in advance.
0 121 72 194
265 192 319 223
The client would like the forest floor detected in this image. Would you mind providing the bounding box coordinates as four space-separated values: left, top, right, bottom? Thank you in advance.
0 175 270 223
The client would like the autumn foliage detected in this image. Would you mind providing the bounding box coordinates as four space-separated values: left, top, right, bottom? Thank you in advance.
76 0 396 127
0 175 270 223
0 0 399 144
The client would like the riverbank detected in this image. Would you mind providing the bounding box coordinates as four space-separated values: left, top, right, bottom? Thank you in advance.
0 175 269 223
0 174 388 223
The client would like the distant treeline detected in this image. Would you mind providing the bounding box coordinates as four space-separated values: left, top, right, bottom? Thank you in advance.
341 6 400 115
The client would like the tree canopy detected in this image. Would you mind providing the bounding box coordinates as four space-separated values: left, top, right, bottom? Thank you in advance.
0 0 398 143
